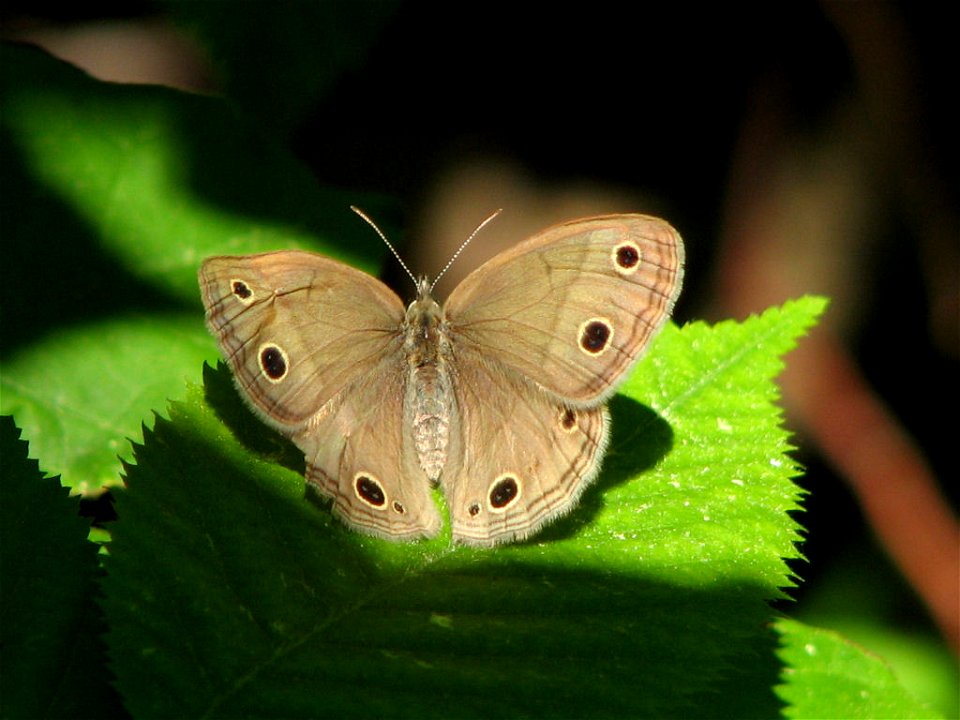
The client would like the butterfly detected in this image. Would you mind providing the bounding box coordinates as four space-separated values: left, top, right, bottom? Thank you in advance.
199 212 683 546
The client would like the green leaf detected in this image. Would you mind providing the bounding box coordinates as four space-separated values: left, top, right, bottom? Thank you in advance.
0 415 122 718
795 540 959 717
0 43 396 493
0 316 217 493
102 297 829 718
774 618 942 719
1 43 390 310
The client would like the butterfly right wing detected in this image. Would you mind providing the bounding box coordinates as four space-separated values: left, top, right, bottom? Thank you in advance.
444 215 684 405
442 346 608 546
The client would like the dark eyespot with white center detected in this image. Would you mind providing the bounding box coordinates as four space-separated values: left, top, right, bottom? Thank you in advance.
559 407 578 433
258 343 289 382
354 473 387 508
231 278 255 304
468 502 481 517
393 500 406 514
488 474 522 512
612 241 642 274
578 318 613 356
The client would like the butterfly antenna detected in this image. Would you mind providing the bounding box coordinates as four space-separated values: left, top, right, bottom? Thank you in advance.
430 208 502 291
350 206 418 288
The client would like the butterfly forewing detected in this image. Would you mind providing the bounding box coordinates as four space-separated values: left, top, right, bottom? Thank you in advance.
443 215 684 404
199 251 406 431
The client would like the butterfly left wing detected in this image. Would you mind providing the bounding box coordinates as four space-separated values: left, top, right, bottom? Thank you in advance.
444 215 684 404
442 348 609 546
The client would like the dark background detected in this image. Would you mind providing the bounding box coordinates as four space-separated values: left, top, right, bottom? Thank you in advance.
3 0 956 696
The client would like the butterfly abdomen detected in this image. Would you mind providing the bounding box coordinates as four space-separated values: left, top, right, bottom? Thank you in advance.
403 288 454 483
406 361 452 482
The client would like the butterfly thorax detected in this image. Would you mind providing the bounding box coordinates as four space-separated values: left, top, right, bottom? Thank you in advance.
402 279 453 482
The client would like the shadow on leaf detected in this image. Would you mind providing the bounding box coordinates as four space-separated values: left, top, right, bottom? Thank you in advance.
108 402 784 718
202 361 304 474
533 394 673 544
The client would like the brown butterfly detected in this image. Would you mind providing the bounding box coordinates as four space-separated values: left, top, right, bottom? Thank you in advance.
199 213 684 546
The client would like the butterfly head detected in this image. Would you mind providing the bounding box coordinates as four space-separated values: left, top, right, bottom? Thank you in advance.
405 277 443 326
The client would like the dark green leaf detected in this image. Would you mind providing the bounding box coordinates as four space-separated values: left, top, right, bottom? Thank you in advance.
0 415 122 719
168 1 401 139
